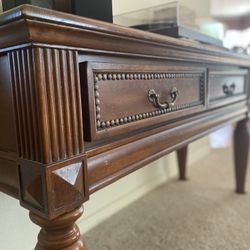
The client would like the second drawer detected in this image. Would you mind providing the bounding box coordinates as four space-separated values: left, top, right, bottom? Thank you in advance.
209 70 248 107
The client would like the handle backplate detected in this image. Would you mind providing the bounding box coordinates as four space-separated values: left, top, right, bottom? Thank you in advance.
148 87 179 109
223 83 236 96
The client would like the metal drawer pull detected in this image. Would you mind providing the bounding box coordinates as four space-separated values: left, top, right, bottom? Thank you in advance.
148 87 179 109
223 83 236 96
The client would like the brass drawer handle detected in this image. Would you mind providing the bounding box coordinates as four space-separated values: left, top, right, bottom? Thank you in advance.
148 87 179 109
223 83 236 96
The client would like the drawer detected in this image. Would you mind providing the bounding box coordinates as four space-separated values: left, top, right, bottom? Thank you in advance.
209 70 248 107
81 63 206 141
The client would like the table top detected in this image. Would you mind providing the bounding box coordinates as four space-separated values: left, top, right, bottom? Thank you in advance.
0 4 250 67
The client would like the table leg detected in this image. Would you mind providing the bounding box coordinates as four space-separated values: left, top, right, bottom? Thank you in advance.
29 206 87 250
177 145 188 180
234 119 249 194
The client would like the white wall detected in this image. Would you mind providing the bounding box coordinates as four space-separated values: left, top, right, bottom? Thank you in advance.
211 0 250 18
0 1 212 250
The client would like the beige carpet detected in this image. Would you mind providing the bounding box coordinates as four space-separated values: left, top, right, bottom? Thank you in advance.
85 148 250 250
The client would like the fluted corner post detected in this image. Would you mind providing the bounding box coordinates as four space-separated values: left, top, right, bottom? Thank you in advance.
176 145 188 180
9 46 89 249
233 119 249 194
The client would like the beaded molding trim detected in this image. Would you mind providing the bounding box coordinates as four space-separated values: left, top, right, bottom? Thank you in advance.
93 72 205 130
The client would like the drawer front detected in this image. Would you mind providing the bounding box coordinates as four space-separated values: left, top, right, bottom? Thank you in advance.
209 70 248 107
81 63 206 141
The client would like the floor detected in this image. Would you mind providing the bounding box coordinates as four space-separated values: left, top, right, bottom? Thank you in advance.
85 148 250 250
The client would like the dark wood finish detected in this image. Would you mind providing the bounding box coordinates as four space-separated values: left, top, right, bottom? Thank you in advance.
30 206 87 250
177 146 188 180
9 47 85 163
0 54 19 197
88 103 247 193
209 70 248 108
9 47 89 219
234 119 250 194
81 62 206 141
0 5 250 250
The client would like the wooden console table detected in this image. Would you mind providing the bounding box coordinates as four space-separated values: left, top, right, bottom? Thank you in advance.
0 5 250 249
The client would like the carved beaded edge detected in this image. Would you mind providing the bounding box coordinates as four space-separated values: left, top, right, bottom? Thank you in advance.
93 72 205 130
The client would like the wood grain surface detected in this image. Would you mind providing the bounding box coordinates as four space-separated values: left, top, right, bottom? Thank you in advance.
0 4 250 250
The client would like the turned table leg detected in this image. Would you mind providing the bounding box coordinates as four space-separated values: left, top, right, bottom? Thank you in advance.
234 119 250 194
30 206 87 250
177 145 188 180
